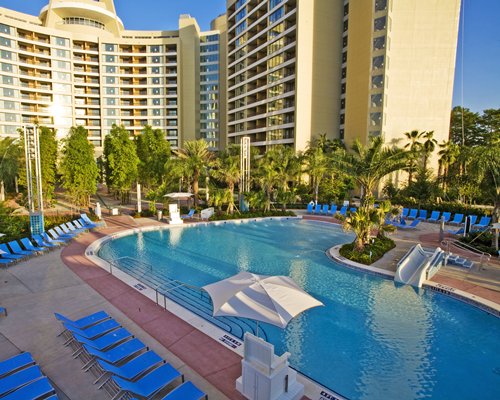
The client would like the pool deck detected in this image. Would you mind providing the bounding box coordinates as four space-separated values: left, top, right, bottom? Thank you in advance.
1 213 498 399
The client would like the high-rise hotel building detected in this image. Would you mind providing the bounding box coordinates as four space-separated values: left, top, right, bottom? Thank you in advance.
0 0 226 152
0 0 460 159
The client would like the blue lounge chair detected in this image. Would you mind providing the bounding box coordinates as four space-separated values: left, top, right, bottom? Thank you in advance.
81 213 98 228
401 208 409 218
349 207 357 214
20 238 45 253
313 204 321 214
57 225 77 237
111 363 182 400
306 203 313 214
160 381 207 400
0 244 24 260
0 307 6 316
63 319 121 342
65 222 86 235
95 350 163 386
467 215 478 226
181 209 196 219
82 338 147 370
472 216 491 230
427 210 440 223
441 212 451 223
417 210 427 220
328 205 337 215
448 213 464 226
398 219 420 229
43 231 67 245
0 257 15 265
33 235 58 249
55 310 111 330
1 376 56 400
49 228 72 241
7 241 34 257
0 365 42 397
338 206 347 217
72 328 133 355
0 353 35 379
447 227 464 235
407 209 418 219
321 204 329 215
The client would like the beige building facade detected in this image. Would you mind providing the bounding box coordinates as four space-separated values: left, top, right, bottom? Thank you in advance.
0 0 226 153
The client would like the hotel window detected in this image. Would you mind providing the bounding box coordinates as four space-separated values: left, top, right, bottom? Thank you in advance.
167 130 177 136
267 54 284 69
370 112 382 126
106 109 116 116
269 7 284 24
3 100 15 110
1 63 12 72
201 64 218 73
152 77 161 84
152 87 162 95
268 38 284 55
374 17 387 31
56 49 69 58
341 83 346 94
343 36 348 48
343 4 349 16
269 0 283 10
375 0 387 12
201 54 219 63
0 24 10 34
1 50 12 60
0 37 11 47
372 75 384 88
105 55 115 63
372 55 384 70
106 87 116 95
201 44 218 53
343 20 348 32
267 83 284 97
3 88 15 97
373 36 385 51
235 8 246 23
2 75 13 85
201 74 218 82
268 69 283 83
340 114 345 124
371 94 383 107
106 77 115 84
150 45 161 53
268 22 284 40
106 66 116 73
106 98 116 105
152 56 161 63
341 67 347 79
55 37 68 47
235 35 247 48
105 43 115 52
54 83 71 93
235 21 247 36
342 52 347 63
56 72 70 81
340 99 345 109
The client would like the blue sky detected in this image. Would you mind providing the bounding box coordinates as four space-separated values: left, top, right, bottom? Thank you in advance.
0 0 498 112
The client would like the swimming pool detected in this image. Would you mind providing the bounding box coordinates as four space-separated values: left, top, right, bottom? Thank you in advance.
97 219 500 399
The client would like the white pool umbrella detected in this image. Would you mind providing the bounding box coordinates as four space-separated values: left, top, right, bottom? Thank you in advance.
163 192 193 199
202 271 323 333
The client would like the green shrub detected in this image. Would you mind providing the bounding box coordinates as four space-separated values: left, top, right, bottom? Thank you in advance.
339 236 396 265
209 210 296 221
459 232 497 256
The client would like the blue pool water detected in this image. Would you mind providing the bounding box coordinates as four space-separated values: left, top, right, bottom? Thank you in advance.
98 219 500 399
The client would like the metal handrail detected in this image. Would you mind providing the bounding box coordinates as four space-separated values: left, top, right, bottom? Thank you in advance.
441 239 492 267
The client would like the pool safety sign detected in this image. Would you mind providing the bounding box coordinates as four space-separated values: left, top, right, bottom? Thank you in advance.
219 334 242 349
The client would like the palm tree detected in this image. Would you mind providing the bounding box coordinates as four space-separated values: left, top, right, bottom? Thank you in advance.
174 139 214 206
342 208 377 251
437 140 459 190
421 130 437 171
0 137 20 201
304 146 329 204
211 149 240 214
404 130 423 184
334 136 409 208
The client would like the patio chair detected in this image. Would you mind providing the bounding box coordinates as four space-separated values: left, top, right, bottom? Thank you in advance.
20 238 46 253
71 328 133 356
53 227 75 240
321 204 329 214
417 210 427 220
55 310 111 330
0 244 24 260
306 203 314 214
398 219 420 229
82 338 147 371
200 207 214 220
448 213 464 226
181 209 196 219
159 381 208 400
338 206 347 217
32 235 58 249
94 350 164 387
7 241 34 257
1 376 56 400
407 209 418 219
401 208 409 218
349 207 357 214
81 213 98 227
441 212 451 223
447 227 464 235
313 204 321 214
0 353 35 379
110 363 183 400
58 224 78 237
328 205 337 216
472 216 491 230
45 231 68 244
62 319 121 343
0 307 7 316
65 222 86 235
0 365 43 397
467 215 478 226
0 256 15 265
427 210 440 223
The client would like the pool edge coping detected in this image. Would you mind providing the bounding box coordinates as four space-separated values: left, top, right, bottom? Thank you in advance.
85 216 348 400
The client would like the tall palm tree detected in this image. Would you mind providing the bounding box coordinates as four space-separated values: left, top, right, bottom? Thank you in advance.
304 146 329 203
437 140 459 190
334 136 409 208
421 130 437 171
174 139 214 206
211 149 240 214
403 130 423 184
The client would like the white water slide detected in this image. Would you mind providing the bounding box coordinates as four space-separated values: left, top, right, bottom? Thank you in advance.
394 245 445 288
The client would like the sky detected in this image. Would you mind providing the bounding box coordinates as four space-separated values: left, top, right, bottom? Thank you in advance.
0 0 498 112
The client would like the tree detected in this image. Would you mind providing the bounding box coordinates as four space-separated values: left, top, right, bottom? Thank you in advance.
478 108 500 143
0 137 20 200
334 136 409 208
342 208 377 251
449 106 485 146
103 125 139 204
421 130 437 171
437 140 459 191
38 126 58 206
59 126 98 207
135 126 171 189
304 146 329 204
174 139 214 207
211 148 240 214
403 130 423 184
